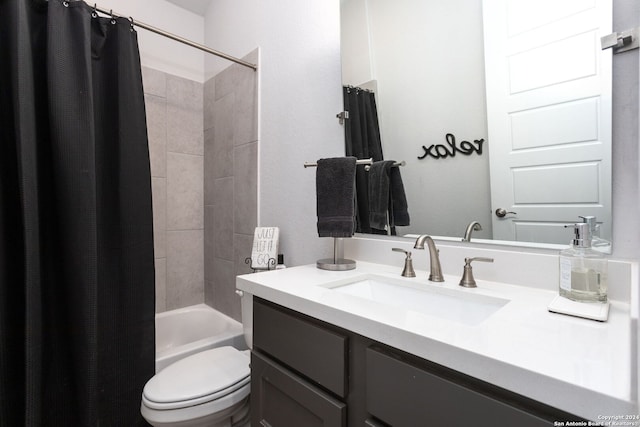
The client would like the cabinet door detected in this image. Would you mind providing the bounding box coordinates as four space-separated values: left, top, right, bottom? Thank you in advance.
251 351 346 427
366 348 561 427
253 298 348 398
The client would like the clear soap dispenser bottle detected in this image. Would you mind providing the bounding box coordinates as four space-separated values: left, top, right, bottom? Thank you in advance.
559 223 608 303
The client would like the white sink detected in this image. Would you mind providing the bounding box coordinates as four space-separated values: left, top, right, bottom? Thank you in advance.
328 276 510 326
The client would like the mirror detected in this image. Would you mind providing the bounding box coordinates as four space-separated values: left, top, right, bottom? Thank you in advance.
340 0 612 247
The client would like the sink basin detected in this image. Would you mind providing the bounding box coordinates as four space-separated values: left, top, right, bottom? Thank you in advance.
328 276 509 326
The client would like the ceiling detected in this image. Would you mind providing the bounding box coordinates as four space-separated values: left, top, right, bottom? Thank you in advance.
165 0 210 16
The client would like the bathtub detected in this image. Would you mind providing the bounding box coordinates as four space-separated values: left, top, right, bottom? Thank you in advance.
155 304 247 373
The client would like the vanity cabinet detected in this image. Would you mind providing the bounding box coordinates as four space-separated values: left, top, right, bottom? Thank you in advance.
251 351 346 427
251 298 581 427
365 347 557 426
252 298 348 426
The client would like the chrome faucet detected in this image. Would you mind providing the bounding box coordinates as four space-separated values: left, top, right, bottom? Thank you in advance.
462 221 482 242
413 235 444 282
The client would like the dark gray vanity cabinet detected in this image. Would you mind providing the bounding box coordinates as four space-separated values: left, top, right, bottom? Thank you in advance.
251 298 348 427
251 351 346 427
365 348 555 427
251 298 581 427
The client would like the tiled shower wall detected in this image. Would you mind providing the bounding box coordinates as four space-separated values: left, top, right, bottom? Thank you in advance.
143 67 205 313
204 49 259 322
141 49 258 318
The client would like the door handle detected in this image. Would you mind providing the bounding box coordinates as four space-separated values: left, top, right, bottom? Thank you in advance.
495 208 517 218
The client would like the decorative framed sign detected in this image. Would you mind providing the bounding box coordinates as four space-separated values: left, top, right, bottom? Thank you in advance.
250 227 280 270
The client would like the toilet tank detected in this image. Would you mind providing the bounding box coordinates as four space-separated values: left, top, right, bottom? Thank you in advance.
240 291 253 349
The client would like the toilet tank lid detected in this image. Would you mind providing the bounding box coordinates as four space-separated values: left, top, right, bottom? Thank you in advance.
143 346 250 404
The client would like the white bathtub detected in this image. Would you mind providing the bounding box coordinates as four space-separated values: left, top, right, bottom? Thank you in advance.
155 304 247 373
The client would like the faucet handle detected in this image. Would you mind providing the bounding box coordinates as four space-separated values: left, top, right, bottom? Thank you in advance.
459 257 494 288
392 248 416 278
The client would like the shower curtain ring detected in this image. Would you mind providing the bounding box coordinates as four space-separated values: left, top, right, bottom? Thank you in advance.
129 17 135 32
110 9 116 24
91 3 98 18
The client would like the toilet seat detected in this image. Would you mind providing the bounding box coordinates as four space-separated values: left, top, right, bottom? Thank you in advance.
142 346 250 410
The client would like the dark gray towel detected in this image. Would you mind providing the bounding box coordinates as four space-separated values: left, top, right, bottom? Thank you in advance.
316 157 357 237
368 160 395 230
389 167 410 227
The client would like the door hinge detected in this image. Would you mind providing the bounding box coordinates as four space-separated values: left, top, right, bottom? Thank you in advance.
601 27 639 53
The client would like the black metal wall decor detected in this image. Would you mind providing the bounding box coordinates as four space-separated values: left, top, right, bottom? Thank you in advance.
418 133 485 160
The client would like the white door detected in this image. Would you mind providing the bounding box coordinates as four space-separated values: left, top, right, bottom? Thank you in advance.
483 0 612 244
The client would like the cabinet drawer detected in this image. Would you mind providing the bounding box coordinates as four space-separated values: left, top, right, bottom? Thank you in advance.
251 351 346 427
253 299 348 398
366 348 558 427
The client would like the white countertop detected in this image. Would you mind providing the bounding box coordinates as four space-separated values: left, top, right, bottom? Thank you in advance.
236 261 639 421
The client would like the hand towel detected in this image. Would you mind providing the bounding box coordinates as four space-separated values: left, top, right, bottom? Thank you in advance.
389 166 410 227
316 157 357 237
368 160 395 230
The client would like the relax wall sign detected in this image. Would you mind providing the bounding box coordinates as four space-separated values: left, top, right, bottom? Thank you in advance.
418 133 485 160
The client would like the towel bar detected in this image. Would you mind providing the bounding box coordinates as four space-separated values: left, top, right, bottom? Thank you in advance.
303 158 372 168
364 160 405 171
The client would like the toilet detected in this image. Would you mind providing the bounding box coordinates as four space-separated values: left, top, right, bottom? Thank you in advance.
141 293 254 427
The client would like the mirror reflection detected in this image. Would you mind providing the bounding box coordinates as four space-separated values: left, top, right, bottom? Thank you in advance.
340 0 612 246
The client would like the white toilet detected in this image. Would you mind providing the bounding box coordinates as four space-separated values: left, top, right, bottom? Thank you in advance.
141 293 254 427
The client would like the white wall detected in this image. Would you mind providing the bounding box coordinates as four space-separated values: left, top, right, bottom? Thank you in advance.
340 0 373 85
203 0 258 80
204 0 345 267
99 0 205 82
200 0 637 262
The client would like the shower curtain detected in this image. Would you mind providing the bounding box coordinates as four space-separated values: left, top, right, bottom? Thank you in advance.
343 86 384 233
0 0 155 425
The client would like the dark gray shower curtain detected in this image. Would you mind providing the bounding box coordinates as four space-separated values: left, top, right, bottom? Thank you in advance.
0 0 155 425
343 86 384 234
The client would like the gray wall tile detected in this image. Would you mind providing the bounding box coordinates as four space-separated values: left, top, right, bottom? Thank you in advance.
243 49 259 67
166 230 204 310
151 177 166 259
155 258 167 313
213 177 234 261
233 65 258 146
145 94 167 178
167 153 203 230
167 75 204 155
142 66 166 97
146 68 207 313
204 205 215 282
234 233 254 276
204 279 215 309
203 51 258 319
214 64 236 102
212 94 235 179
233 142 258 235
204 77 216 131
211 257 241 321
204 128 216 205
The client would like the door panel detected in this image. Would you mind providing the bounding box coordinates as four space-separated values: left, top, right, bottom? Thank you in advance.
483 0 612 243
251 351 346 427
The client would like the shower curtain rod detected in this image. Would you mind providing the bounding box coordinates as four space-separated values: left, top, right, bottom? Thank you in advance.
92 3 257 71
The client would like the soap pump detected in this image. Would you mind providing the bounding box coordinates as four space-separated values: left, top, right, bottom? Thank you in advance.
579 215 611 254
559 223 608 303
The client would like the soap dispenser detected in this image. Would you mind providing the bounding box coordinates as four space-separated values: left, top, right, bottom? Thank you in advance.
559 223 608 303
579 215 612 254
